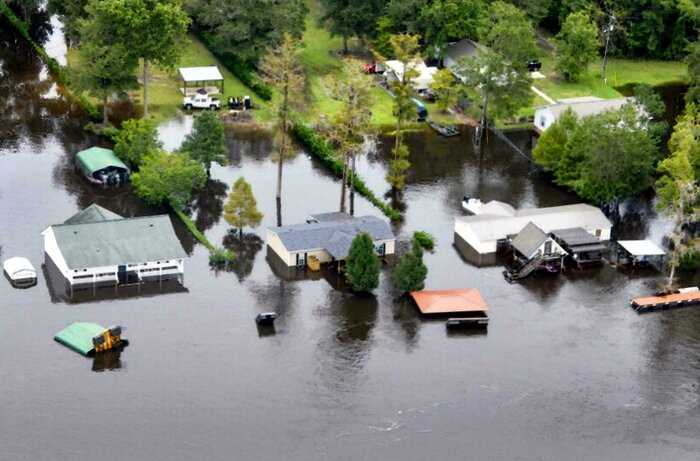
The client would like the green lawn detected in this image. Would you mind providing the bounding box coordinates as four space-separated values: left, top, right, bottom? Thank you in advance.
67 34 272 124
534 54 688 102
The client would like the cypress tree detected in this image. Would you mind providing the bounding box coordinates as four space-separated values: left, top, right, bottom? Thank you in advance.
345 233 380 293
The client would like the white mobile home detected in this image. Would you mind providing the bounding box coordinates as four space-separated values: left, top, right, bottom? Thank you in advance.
454 202 612 265
42 204 186 289
533 97 636 133
267 213 395 268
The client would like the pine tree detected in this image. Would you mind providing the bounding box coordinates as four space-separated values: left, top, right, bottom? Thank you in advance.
224 178 264 238
180 111 227 177
345 233 380 293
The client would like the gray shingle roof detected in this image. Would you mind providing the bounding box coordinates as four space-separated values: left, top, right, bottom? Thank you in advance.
63 204 124 225
51 214 186 269
270 215 394 259
550 227 601 247
511 222 548 257
309 212 354 223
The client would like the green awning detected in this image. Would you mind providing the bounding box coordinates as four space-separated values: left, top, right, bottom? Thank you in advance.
54 322 107 356
75 147 129 175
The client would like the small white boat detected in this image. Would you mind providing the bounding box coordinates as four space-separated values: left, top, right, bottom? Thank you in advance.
3 257 37 288
462 196 483 214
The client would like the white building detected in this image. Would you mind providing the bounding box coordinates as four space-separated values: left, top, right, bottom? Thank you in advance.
42 204 186 288
384 59 439 91
267 212 395 268
454 201 612 265
533 97 636 133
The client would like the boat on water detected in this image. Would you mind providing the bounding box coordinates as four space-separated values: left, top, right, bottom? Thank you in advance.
3 257 37 288
429 121 460 137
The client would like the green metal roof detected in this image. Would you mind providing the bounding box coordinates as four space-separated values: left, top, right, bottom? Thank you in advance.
75 147 129 174
63 204 124 225
51 214 187 269
54 322 106 356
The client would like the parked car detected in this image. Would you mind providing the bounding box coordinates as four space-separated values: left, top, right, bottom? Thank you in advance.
527 59 542 72
3 257 37 288
183 89 220 110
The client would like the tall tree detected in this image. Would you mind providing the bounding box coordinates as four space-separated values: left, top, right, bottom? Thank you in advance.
259 33 306 226
686 41 700 105
430 68 459 113
74 40 138 125
132 150 207 210
634 83 668 150
185 0 307 64
386 34 419 192
506 0 552 23
532 108 578 172
345 233 380 293
180 111 227 177
655 105 700 289
419 0 486 58
85 0 190 118
319 0 386 54
47 0 88 45
113 118 162 168
223 177 264 238
555 11 599 81
458 49 532 130
482 1 539 69
327 59 374 214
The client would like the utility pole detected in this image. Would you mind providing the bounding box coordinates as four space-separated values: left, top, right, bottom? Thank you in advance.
601 13 615 84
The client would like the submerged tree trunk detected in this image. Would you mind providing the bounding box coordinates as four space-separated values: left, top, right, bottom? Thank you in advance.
340 153 348 213
276 82 289 227
142 59 149 118
349 153 356 216
102 95 109 125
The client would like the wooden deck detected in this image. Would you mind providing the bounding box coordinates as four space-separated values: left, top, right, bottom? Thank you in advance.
631 290 700 312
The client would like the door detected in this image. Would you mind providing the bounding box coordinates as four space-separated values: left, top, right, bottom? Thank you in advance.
544 240 552 255
117 265 127 284
296 253 307 267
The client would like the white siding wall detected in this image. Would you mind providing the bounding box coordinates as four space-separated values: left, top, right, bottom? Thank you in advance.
42 228 70 279
528 238 567 260
267 231 293 266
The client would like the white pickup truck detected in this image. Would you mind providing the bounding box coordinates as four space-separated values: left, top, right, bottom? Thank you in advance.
182 92 221 110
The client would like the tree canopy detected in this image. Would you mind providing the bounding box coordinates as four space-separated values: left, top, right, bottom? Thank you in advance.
419 0 485 58
554 11 599 81
180 111 227 176
482 0 539 69
223 177 263 236
113 118 162 168
319 0 386 53
185 0 308 64
132 150 207 210
345 233 380 293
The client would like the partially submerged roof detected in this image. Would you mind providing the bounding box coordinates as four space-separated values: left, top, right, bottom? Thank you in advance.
54 322 107 356
551 227 607 252
50 214 187 269
76 147 129 174
178 66 224 82
618 240 665 257
270 215 394 260
410 289 489 315
511 222 548 257
456 203 612 244
64 204 123 225
536 97 635 120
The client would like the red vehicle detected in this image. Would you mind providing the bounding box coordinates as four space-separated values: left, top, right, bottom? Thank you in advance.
362 63 377 74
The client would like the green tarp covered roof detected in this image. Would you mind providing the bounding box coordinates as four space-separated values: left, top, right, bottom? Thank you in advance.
51 213 187 269
54 322 106 356
76 147 129 174
63 204 123 225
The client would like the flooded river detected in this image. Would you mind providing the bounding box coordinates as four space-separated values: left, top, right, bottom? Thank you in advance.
1 17 699 461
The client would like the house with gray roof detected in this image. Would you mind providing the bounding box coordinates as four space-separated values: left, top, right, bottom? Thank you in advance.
267 213 395 268
42 204 186 288
511 222 566 261
444 39 484 81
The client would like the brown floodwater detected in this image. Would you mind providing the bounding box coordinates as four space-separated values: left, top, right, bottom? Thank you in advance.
1 15 700 461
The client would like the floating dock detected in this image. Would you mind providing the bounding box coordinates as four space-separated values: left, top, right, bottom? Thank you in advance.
630 288 700 313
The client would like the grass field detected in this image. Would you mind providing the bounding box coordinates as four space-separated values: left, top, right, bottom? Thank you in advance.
534 54 688 102
67 34 272 124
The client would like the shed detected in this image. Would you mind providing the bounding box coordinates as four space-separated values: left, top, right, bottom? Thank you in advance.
551 227 608 264
616 240 665 268
54 322 109 356
75 147 130 186
178 66 224 96
410 289 488 315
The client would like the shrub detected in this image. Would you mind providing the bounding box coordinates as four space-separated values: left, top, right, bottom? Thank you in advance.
392 246 428 293
209 247 236 267
412 231 436 251
679 248 700 271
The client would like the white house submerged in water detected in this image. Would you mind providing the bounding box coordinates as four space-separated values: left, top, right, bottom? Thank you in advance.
267 212 395 269
455 201 612 266
42 204 187 289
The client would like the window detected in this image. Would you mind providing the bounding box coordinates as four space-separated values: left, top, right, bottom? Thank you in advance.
375 243 386 256
595 229 602 238
73 274 93 280
162 266 178 271
539 116 546 128
544 241 552 255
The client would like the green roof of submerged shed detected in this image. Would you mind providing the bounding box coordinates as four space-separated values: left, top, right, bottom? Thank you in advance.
54 322 107 356
75 147 129 174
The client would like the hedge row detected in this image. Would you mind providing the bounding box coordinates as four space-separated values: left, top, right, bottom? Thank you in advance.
0 2 98 119
193 28 272 101
291 123 402 222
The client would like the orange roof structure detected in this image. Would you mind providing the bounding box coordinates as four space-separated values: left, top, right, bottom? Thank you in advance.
410 289 489 315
